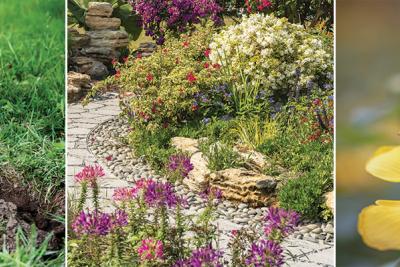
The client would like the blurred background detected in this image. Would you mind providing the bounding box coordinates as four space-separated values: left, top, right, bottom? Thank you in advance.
337 0 400 266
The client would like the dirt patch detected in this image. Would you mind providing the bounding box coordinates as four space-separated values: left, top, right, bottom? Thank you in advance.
0 167 64 251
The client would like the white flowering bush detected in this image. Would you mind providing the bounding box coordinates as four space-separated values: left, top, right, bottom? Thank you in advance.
209 14 333 97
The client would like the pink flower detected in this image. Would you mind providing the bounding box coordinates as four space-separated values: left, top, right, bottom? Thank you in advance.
115 70 121 79
113 187 138 202
204 62 210 69
74 165 105 186
137 239 164 261
204 48 211 57
187 72 197 84
182 41 189 48
146 73 154 81
137 53 143 59
111 58 118 65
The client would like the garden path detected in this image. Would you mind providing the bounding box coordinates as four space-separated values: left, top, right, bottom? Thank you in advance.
67 93 334 266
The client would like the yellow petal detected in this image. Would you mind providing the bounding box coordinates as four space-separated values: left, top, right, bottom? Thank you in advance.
366 146 400 182
358 201 400 250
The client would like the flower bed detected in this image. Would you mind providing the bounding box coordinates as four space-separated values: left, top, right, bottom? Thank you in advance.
68 164 300 266
77 7 334 266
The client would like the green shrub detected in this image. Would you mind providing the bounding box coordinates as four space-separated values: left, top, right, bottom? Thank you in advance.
129 124 176 171
278 172 325 219
90 23 227 129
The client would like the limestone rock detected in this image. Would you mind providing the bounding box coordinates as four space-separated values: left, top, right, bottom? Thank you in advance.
85 15 121 30
68 71 91 102
324 191 334 212
184 152 210 191
87 2 113 17
68 28 90 49
70 57 109 79
171 137 199 155
208 168 278 206
87 30 129 48
234 146 268 171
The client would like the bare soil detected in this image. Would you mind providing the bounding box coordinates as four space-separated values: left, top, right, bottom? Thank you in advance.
0 167 64 251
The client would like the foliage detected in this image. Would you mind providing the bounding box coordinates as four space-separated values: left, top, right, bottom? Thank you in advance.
257 94 333 219
209 14 333 101
68 165 299 266
90 23 228 129
199 141 243 171
130 0 223 44
231 116 278 150
0 226 63 267
278 171 325 219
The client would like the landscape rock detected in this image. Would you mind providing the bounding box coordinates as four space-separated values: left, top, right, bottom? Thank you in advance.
87 30 129 48
85 16 121 30
184 152 210 191
68 28 90 49
234 146 268 171
68 3 130 80
68 71 91 102
171 137 199 155
87 2 113 17
208 168 278 206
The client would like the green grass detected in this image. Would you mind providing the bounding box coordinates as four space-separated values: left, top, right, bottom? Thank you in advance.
0 0 65 201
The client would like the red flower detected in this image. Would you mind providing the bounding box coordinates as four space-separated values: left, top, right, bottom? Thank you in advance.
111 58 118 66
204 62 210 69
146 73 154 81
106 155 112 161
212 63 221 70
115 70 121 79
204 48 211 58
123 56 129 63
187 72 197 84
182 41 189 48
137 53 142 59
191 104 198 111
157 97 163 105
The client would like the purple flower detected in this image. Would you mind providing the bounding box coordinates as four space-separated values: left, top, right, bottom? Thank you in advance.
174 246 223 267
200 186 223 203
245 239 284 267
263 207 300 240
72 211 112 236
142 179 181 208
131 0 222 45
202 117 211 125
112 209 129 228
168 154 194 178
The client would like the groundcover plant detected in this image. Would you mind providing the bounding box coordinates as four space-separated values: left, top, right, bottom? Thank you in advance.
0 0 65 265
69 0 333 266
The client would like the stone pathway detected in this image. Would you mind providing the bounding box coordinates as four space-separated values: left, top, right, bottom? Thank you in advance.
67 93 334 266
67 92 129 209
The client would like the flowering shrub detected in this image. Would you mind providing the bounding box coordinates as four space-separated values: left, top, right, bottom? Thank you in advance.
168 153 194 182
130 0 223 44
94 23 229 129
68 165 300 266
209 14 333 100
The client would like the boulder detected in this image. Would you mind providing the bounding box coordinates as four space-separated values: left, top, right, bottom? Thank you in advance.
85 16 121 30
171 137 199 155
68 71 91 102
87 30 129 48
234 146 268 171
184 152 210 191
87 2 113 17
208 168 278 206
70 57 109 80
68 28 90 49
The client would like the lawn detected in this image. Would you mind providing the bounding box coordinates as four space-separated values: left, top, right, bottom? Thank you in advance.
0 0 65 265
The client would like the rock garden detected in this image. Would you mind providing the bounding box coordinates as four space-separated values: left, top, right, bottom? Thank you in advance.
68 1 334 266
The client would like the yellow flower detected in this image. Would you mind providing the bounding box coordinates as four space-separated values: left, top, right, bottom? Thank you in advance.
358 146 400 251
